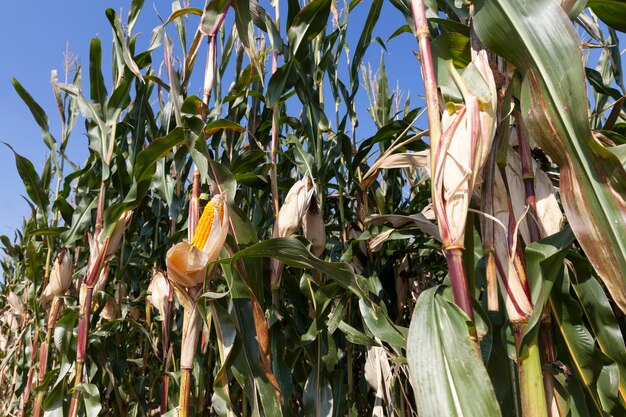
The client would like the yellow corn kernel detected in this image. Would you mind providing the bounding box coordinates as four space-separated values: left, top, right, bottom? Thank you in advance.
192 198 224 250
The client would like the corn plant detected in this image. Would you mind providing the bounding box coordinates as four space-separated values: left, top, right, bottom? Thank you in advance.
1 0 625 416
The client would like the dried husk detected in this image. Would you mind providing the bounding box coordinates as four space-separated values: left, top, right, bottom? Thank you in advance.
100 296 121 321
492 169 533 322
302 197 326 257
6 292 25 317
148 269 170 319
436 50 497 248
166 243 209 290
506 147 563 243
102 210 133 258
273 176 314 238
80 264 109 307
180 304 201 369
0 311 19 352
41 248 73 307
364 345 393 417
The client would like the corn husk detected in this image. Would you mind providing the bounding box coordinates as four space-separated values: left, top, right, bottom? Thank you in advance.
80 264 109 307
100 296 121 321
506 147 563 243
364 345 393 417
41 248 73 307
302 197 326 257
166 243 210 291
87 211 133 276
148 269 170 320
102 211 133 258
167 193 229 294
6 292 25 317
180 304 201 369
435 50 497 248
492 169 533 322
0 311 19 352
273 176 315 238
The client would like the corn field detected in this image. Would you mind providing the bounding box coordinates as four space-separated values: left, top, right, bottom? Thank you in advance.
1 0 626 416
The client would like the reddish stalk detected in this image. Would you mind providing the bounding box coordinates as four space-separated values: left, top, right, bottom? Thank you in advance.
69 237 109 417
33 298 63 417
410 0 441 153
444 249 475 321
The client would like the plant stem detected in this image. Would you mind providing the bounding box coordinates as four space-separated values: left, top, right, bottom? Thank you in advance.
513 323 549 417
33 298 62 417
179 303 201 417
68 360 84 417
410 0 441 156
69 284 94 417
515 116 541 242
444 249 475 322
481 133 500 311
179 368 192 417
269 0 282 311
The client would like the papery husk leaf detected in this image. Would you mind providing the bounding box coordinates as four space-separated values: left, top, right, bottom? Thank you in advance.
364 344 393 416
166 242 208 289
101 210 132 258
378 151 429 169
180 304 201 369
99 296 120 321
147 269 170 319
273 176 314 238
7 292 25 317
41 248 73 307
302 199 326 257
436 50 497 247
492 169 533 322
80 265 109 307
361 150 429 190
474 0 626 313
506 147 563 243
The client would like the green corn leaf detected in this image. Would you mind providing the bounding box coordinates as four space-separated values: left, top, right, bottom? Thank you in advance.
230 237 370 300
4 143 49 216
303 367 334 417
350 0 384 96
287 0 331 58
588 0 626 32
89 38 108 110
550 268 624 415
407 286 502 417
11 78 56 151
568 254 626 402
103 127 187 237
105 8 143 81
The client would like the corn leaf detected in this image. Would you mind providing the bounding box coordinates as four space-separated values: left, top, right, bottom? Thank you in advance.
407 286 502 417
588 0 626 32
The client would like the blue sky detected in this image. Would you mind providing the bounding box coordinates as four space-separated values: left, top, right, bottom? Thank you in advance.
0 1 418 238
